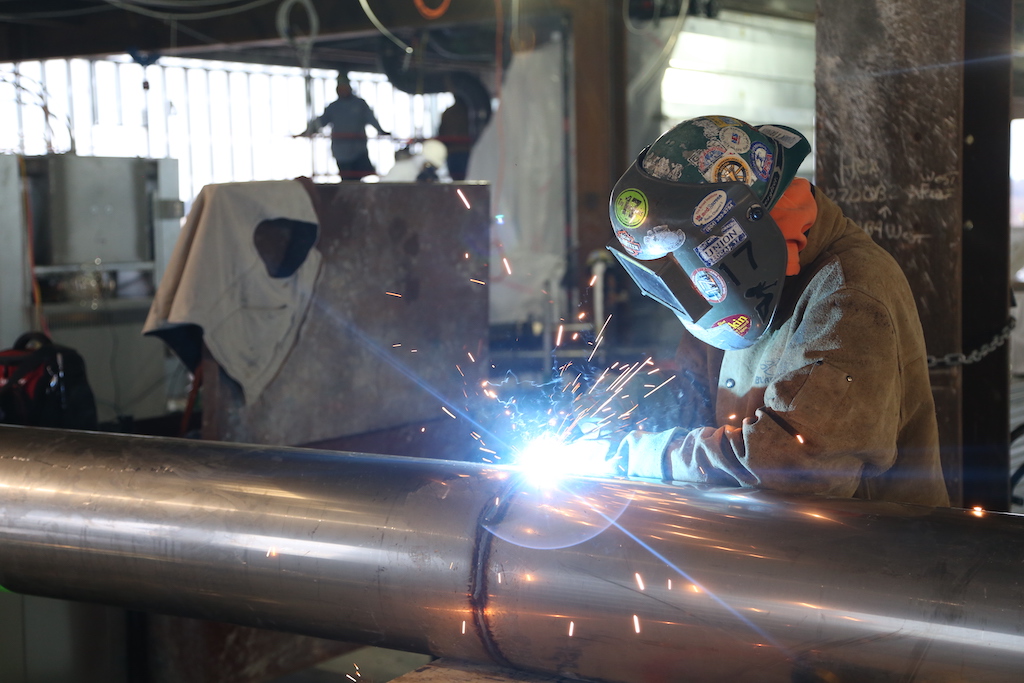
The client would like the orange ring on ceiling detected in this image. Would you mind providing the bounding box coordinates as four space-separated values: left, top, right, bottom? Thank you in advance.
414 0 451 20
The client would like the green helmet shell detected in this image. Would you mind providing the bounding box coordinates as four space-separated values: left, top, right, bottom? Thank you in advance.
641 115 810 211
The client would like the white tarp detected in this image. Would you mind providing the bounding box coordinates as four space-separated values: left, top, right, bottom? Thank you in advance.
467 36 567 326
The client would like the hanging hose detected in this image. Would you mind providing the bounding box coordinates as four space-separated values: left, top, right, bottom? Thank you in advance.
276 0 320 122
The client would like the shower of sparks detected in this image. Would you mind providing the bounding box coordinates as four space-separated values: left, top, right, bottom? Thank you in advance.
503 257 512 275
470 278 486 285
385 291 402 297
456 188 471 209
441 406 457 419
635 573 645 591
568 621 575 636
633 615 641 633
643 375 676 398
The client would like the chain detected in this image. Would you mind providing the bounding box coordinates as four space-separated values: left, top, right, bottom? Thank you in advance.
927 317 1017 368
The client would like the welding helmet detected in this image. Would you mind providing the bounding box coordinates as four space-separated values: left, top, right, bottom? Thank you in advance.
607 116 811 350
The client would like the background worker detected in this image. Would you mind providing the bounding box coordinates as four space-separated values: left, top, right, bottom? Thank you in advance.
298 75 390 180
604 115 949 507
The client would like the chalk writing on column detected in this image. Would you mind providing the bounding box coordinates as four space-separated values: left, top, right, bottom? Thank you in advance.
836 153 958 245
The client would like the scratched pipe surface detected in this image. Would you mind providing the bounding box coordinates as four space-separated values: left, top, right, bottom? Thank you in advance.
1 426 1023 682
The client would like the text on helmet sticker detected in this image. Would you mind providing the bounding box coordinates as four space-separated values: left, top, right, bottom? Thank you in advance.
692 190 730 231
694 219 747 267
614 189 649 228
758 125 802 149
642 225 685 255
691 268 728 303
712 314 751 337
719 126 751 153
616 229 642 257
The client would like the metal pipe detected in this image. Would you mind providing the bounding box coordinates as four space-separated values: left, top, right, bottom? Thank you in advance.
1 426 1023 682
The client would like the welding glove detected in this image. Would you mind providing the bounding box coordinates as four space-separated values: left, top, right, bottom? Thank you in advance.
613 428 682 481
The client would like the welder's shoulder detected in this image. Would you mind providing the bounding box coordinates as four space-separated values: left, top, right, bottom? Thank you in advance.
814 220 914 310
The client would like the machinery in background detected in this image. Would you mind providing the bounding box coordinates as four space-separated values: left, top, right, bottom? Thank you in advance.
0 154 184 425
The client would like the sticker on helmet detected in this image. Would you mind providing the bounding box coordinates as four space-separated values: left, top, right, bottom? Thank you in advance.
616 229 642 257
691 145 726 174
706 116 743 128
750 141 773 181
712 314 751 337
709 156 752 185
694 219 747 267
720 127 751 153
758 125 802 149
614 189 649 228
691 267 727 303
693 190 729 228
643 225 685 255
642 153 683 181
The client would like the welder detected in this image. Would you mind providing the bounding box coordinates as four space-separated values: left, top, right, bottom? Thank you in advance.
605 115 949 506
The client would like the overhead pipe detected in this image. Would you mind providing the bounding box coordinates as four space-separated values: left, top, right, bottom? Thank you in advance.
1 426 1023 682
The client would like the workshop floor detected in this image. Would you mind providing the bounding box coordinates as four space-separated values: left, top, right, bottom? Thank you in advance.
271 646 433 683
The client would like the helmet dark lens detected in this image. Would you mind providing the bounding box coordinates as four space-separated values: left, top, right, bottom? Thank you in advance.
747 206 764 221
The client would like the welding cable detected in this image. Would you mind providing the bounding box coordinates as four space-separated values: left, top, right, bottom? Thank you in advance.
276 0 320 122
625 0 690 100
358 0 414 55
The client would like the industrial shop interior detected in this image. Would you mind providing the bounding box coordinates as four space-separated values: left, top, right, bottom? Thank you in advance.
1 1 1024 682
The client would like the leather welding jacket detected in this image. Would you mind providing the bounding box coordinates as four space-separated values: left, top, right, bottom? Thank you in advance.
621 188 950 507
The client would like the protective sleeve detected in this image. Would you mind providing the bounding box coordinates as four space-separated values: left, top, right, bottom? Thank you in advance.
620 286 903 497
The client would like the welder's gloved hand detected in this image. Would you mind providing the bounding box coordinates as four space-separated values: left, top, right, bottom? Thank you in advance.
560 435 622 478
614 428 682 481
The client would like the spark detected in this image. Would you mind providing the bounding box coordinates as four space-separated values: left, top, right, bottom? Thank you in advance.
503 257 512 275
461 620 467 634
972 506 985 517
470 278 486 285
480 447 496 454
588 315 613 362
795 434 805 444
441 406 457 419
555 324 564 347
667 579 672 590
468 352 476 362
525 574 534 582
589 274 598 287
495 213 505 224
633 615 641 633
456 365 464 376
635 573 645 591
385 291 402 297
346 675 358 683
267 547 277 557
464 252 470 259
643 375 676 398
497 572 503 583
420 427 426 432
568 620 575 636
392 343 402 347
456 188 471 209
728 414 737 420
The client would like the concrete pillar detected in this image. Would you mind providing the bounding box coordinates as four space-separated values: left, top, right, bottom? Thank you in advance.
816 0 1012 508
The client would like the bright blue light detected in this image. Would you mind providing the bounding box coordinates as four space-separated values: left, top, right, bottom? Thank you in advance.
513 434 613 489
